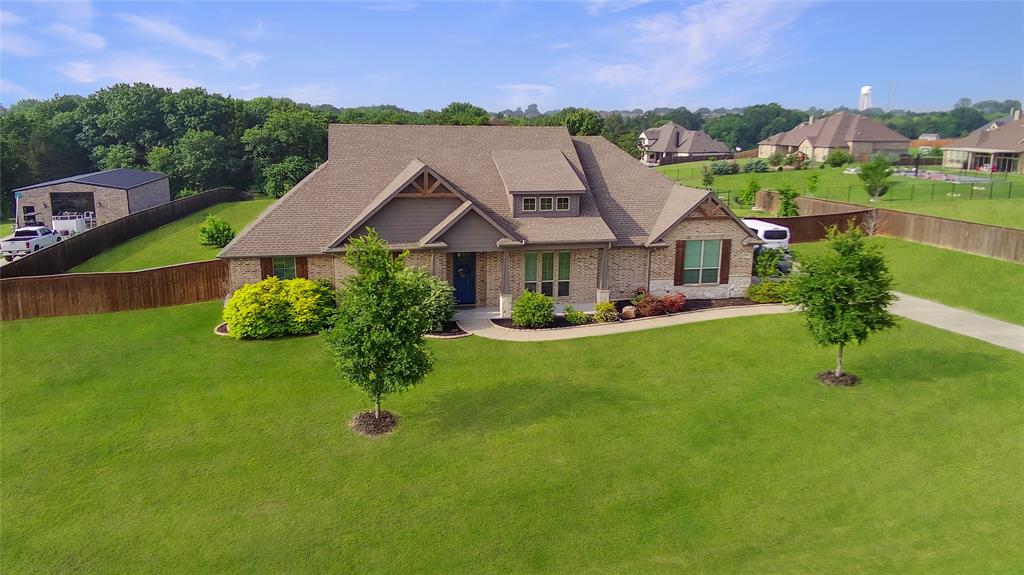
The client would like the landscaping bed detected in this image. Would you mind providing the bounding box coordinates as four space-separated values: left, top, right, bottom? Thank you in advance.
426 321 469 338
492 315 598 330
494 297 763 330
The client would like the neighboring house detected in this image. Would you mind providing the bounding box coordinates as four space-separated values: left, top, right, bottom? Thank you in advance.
758 112 910 162
942 111 1024 173
969 110 1017 136
220 125 760 316
13 169 171 230
637 122 731 166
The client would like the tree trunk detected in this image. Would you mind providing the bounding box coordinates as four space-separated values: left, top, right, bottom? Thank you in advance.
836 342 845 377
374 396 381 420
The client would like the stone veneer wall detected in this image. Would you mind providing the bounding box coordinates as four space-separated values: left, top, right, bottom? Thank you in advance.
607 247 649 300
648 218 754 299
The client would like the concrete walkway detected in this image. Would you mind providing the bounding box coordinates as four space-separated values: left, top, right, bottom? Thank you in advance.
456 304 792 342
889 292 1024 353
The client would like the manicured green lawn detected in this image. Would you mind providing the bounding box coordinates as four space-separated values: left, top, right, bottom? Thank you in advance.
657 165 1024 228
3 302 1022 573
72 199 274 272
793 236 1024 325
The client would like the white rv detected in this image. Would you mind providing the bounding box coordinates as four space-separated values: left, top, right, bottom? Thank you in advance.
742 219 791 250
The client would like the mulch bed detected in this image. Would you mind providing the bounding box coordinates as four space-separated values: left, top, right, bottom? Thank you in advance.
214 322 230 336
817 371 861 387
614 297 758 313
492 315 597 330
429 321 468 337
349 411 398 437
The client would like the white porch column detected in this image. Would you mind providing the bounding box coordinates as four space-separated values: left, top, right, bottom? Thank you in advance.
499 250 513 318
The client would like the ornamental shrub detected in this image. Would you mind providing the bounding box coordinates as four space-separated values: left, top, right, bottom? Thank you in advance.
199 215 236 248
223 277 291 339
634 294 666 317
747 280 790 303
737 176 759 206
593 301 619 323
563 305 589 325
777 184 800 217
701 166 715 190
511 290 554 328
405 268 455 330
825 149 854 167
742 159 769 173
285 278 337 335
662 292 686 313
767 152 785 166
710 159 740 175
754 247 787 279
630 287 649 306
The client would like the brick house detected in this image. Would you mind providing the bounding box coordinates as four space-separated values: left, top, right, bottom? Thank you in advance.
758 112 909 162
637 122 731 166
220 125 761 316
13 168 171 229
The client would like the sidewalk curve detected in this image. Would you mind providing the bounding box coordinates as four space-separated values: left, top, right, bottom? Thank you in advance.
889 292 1024 353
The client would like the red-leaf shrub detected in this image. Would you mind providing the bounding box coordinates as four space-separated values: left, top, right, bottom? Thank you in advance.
662 292 686 313
635 294 667 317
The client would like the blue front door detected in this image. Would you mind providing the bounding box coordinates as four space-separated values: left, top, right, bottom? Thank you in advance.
453 252 476 305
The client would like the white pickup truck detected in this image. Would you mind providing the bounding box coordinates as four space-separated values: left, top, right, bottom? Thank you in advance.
1 225 62 261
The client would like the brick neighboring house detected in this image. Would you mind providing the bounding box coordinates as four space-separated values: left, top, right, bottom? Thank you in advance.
942 111 1024 174
220 125 761 316
13 168 171 229
758 112 909 162
637 122 731 166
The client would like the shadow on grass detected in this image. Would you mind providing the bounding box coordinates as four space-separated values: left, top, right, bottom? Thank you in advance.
851 342 1015 386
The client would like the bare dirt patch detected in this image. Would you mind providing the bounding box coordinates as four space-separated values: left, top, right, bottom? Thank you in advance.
350 411 398 437
817 371 861 387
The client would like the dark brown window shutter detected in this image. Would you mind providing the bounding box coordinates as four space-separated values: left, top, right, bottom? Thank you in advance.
719 239 732 284
296 257 309 278
674 241 685 286
259 257 273 279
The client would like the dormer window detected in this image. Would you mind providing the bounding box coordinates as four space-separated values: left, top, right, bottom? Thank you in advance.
556 197 570 211
539 197 553 211
523 197 537 212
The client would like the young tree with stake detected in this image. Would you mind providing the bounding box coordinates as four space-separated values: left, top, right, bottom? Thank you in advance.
786 225 896 384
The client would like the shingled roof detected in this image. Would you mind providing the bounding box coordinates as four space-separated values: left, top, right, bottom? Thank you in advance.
946 119 1024 153
221 125 747 257
759 112 909 148
13 168 167 192
642 122 730 155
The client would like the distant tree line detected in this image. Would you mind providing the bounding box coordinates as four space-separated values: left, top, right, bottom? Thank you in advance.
1 83 1017 217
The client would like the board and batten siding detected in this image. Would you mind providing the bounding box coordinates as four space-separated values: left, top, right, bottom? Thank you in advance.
436 211 505 252
361 197 463 243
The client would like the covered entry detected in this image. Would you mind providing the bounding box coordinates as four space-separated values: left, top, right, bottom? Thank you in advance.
452 252 476 305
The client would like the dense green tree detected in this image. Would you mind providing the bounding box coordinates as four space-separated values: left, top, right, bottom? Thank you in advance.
322 229 436 424
92 143 142 169
560 108 605 136
173 130 231 192
858 155 893 200
241 107 328 173
260 156 314 198
161 87 232 138
786 226 896 379
703 103 805 150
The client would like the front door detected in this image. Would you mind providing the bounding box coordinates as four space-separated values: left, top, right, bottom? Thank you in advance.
453 252 476 305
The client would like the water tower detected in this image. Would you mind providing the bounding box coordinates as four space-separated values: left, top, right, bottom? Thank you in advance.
858 85 872 110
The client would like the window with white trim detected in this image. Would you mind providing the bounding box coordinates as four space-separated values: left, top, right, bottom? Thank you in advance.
539 197 553 211
523 251 571 297
556 196 570 211
273 256 297 280
683 240 720 284
523 197 537 212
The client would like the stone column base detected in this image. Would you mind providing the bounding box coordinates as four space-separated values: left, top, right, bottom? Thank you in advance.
499 293 513 318
596 289 610 304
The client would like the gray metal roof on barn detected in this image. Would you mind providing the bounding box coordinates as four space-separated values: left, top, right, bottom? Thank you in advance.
13 168 167 192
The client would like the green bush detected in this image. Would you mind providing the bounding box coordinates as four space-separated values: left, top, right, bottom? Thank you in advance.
415 270 455 330
767 152 784 167
747 280 790 303
511 290 554 328
825 149 854 167
223 277 291 339
777 184 800 217
563 306 589 325
710 160 740 175
737 176 759 206
285 278 337 335
261 156 313 198
198 215 236 248
223 277 337 339
701 166 714 190
742 159 769 173
176 188 200 199
754 247 786 278
593 302 619 323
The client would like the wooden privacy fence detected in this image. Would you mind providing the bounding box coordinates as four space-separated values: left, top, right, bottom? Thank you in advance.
0 259 228 321
0 187 243 278
749 211 871 243
754 190 1024 263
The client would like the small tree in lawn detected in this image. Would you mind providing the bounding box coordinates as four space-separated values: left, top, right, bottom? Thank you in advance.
701 165 715 190
323 229 435 434
858 154 893 201
785 225 896 385
806 172 820 197
776 184 800 217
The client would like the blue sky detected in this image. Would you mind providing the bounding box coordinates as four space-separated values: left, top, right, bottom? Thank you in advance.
1 1 1021 112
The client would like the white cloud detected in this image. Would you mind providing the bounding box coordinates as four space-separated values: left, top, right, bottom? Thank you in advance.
1 79 34 101
1 32 43 56
116 14 263 69
233 19 267 40
496 83 557 109
0 9 26 26
46 23 106 50
585 0 652 16
57 54 197 90
549 42 578 50
366 2 419 12
584 0 809 103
